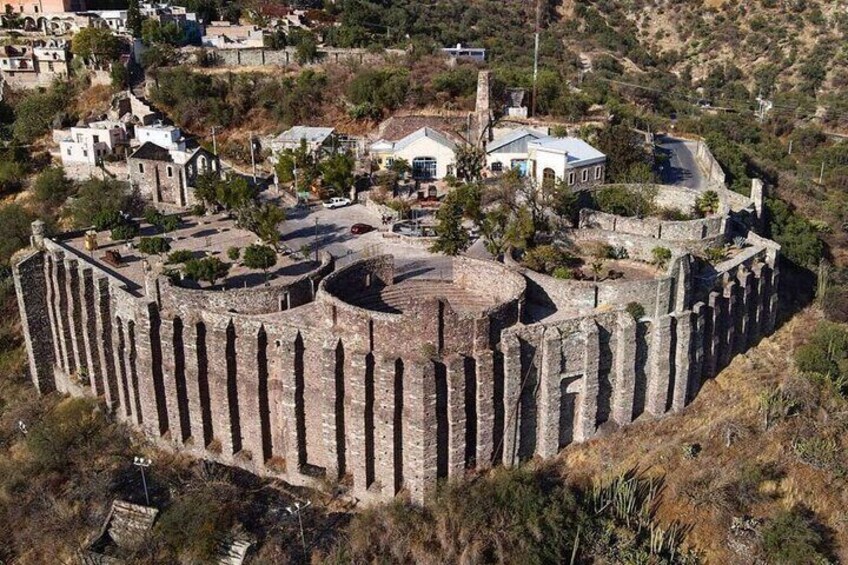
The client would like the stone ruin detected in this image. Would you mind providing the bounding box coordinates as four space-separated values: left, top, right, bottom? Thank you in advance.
13 181 779 503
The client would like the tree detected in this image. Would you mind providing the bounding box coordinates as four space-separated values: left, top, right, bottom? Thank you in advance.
320 152 355 196
141 19 184 47
110 222 139 242
388 157 410 178
236 203 285 244
455 145 485 182
695 190 720 217
71 28 122 66
275 140 318 192
0 160 26 196
0 204 36 266
126 0 143 38
242 244 277 282
137 236 170 255
760 508 827 564
32 166 72 208
595 124 655 183
184 257 229 287
216 175 257 211
68 179 141 229
111 63 129 89
431 192 469 256
13 83 70 143
295 33 318 64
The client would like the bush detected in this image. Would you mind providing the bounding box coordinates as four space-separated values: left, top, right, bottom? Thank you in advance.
110 222 139 242
137 236 170 255
0 160 26 195
156 488 237 562
552 266 573 279
626 302 645 320
794 321 848 394
242 244 276 273
227 247 240 261
184 257 229 286
0 204 36 267
695 190 720 216
760 508 828 564
523 245 572 275
166 249 194 264
68 179 140 229
765 197 823 269
651 246 672 269
593 185 657 217
31 166 72 207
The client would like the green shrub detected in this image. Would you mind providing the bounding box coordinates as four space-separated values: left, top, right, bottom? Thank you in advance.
593 185 657 217
166 249 194 264
227 247 240 261
695 190 720 216
651 246 672 269
760 508 828 564
626 302 645 320
156 488 237 561
704 246 727 263
137 236 170 255
522 245 572 275
552 266 573 280
110 222 139 242
184 257 229 286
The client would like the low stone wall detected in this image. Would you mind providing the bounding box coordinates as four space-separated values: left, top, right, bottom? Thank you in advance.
195 46 407 68
159 252 333 316
695 139 727 186
579 209 726 244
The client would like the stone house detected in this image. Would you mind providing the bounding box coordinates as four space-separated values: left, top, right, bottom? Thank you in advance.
0 39 70 89
128 141 219 210
370 127 457 180
270 126 336 156
527 136 606 189
57 120 128 166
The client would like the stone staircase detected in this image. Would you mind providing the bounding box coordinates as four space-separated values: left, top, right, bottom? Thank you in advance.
347 280 496 315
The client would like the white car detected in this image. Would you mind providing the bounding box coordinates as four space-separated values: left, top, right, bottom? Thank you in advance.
322 197 352 209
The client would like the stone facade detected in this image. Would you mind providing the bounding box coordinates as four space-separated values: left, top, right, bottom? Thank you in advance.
13 181 781 504
128 143 219 210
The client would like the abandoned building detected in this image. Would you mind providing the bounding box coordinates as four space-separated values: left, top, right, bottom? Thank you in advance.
127 130 219 211
13 178 779 504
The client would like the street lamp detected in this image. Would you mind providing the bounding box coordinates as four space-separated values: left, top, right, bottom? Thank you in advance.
313 217 319 263
286 500 312 555
133 456 152 505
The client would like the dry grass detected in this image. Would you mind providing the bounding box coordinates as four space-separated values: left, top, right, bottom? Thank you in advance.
558 307 848 563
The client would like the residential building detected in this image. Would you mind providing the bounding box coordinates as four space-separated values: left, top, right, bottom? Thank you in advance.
9 0 85 15
370 127 457 180
528 136 606 188
57 120 128 166
271 126 336 155
202 21 264 48
441 43 485 62
486 128 545 175
128 137 219 210
134 122 184 149
0 39 70 89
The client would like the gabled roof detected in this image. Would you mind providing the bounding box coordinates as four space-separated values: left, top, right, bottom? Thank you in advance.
487 128 544 154
130 141 173 162
393 127 457 152
275 126 335 145
529 136 606 165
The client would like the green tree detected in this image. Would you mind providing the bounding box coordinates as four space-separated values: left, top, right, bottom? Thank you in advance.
275 140 318 192
295 33 318 65
431 192 469 256
216 175 257 211
68 179 140 229
320 152 355 196
455 145 485 182
31 166 72 207
71 27 122 65
184 256 229 286
13 83 71 143
388 157 410 178
137 236 170 255
695 190 720 216
0 204 36 266
236 203 285 244
0 160 26 196
595 124 655 183
126 0 143 38
110 222 139 242
242 244 277 282
760 508 827 565
111 63 129 89
141 19 184 46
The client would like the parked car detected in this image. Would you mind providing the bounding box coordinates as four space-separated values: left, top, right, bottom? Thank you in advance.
350 223 375 235
323 197 352 209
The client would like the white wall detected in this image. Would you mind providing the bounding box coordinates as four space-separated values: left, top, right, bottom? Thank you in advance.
136 126 182 149
393 137 456 179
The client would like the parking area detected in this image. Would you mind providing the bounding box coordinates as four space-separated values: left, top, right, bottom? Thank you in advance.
280 202 386 258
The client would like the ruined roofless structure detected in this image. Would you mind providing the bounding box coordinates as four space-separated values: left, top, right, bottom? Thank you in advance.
13 180 779 503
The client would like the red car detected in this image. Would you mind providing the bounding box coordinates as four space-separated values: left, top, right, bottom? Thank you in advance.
350 223 375 235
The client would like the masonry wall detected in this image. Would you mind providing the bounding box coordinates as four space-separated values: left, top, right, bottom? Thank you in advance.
13 228 780 504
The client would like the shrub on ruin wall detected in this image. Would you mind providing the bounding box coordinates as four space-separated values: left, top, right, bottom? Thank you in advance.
593 185 657 218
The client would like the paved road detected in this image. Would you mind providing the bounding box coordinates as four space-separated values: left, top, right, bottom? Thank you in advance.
656 136 707 190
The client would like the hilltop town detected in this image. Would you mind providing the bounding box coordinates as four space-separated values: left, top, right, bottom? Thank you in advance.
0 1 846 563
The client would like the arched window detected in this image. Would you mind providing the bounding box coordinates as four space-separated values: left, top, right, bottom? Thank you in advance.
542 167 555 189
582 168 589 182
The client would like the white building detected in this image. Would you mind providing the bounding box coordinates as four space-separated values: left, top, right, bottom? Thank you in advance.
135 123 184 150
58 120 127 166
271 126 336 154
486 128 545 175
202 21 264 48
527 137 606 188
370 127 457 180
442 43 486 62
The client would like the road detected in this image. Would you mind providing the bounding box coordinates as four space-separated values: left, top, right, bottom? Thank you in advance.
656 136 707 190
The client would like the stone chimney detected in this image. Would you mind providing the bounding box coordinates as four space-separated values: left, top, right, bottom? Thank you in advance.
30 219 45 249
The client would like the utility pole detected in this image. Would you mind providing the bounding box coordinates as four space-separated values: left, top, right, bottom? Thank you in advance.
133 456 152 506
819 161 826 184
211 126 218 156
788 139 793 155
313 217 319 263
287 501 312 556
531 0 541 118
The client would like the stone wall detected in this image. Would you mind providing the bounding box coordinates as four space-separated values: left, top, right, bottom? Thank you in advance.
579 209 726 245
13 205 781 504
200 46 407 68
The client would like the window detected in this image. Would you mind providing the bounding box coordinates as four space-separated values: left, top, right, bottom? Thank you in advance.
582 169 589 182
568 172 575 186
542 167 555 190
200 156 207 170
411 157 438 179
66 148 71 156
92 135 99 143
83 149 88 157
76 133 83 143
138 163 144 173
166 166 173 178
595 165 602 180
47 61 53 71
491 161 503 173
